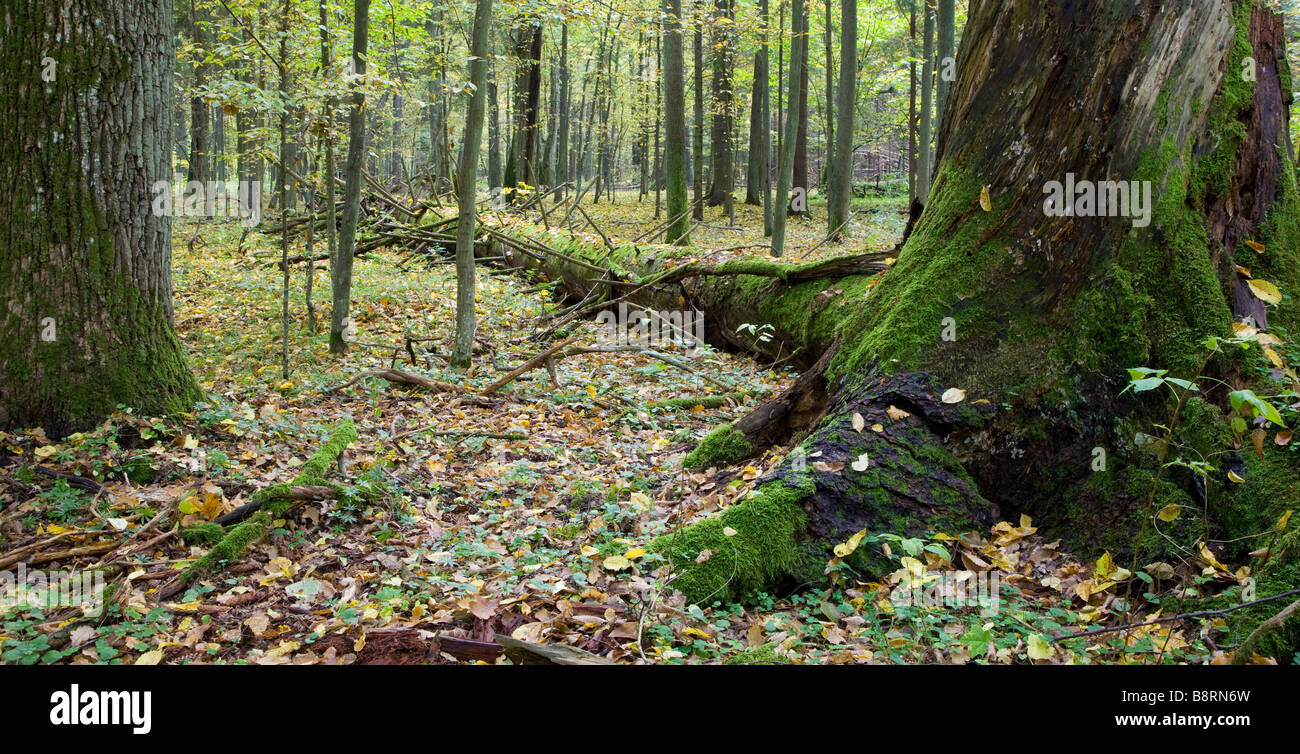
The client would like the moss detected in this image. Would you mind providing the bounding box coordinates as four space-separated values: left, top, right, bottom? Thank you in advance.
650 476 811 604
180 522 225 545
178 511 270 588
723 641 789 665
682 423 754 469
299 419 357 482
172 419 357 590
646 390 764 411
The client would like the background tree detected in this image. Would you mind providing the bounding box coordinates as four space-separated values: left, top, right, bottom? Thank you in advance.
770 0 805 256
331 0 370 354
663 0 691 244
826 0 856 235
451 0 494 368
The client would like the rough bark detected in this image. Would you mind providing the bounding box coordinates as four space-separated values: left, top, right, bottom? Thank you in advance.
0 0 201 435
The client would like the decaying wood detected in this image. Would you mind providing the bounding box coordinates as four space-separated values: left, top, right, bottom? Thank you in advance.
325 368 466 395
493 633 616 665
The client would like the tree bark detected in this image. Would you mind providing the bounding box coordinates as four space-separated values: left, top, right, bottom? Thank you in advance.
451 0 493 368
1 0 201 435
826 0 856 235
331 0 370 354
770 0 805 257
706 0 735 207
662 0 691 244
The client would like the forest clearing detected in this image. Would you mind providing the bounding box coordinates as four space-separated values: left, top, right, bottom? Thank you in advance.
3 0 1300 688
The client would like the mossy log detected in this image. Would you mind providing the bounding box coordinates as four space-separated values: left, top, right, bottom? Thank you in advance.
158 419 358 600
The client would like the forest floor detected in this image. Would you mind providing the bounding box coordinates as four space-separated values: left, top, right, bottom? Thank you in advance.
0 193 1256 665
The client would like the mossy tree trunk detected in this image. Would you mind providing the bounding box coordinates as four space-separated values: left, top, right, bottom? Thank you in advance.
648 0 1300 612
0 0 202 437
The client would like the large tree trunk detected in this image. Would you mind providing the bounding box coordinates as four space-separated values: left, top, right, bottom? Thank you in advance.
648 0 1300 629
1 0 201 435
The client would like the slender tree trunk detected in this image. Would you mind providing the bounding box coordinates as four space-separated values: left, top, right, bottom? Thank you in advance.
744 23 768 208
452 0 493 368
319 0 338 324
907 0 917 202
823 0 834 190
331 0 370 354
826 0 856 235
917 0 935 202
770 0 804 257
692 2 706 220
488 71 502 195
278 0 292 379
790 7 809 216
187 2 210 186
557 24 570 198
707 0 734 207
1 0 201 435
936 0 955 126
662 0 691 244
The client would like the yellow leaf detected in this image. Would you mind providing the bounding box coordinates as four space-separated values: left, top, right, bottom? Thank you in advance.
1094 551 1115 579
34 445 58 460
1199 542 1229 571
851 453 870 472
1248 279 1283 305
1245 239 1265 254
1157 504 1182 522
941 388 966 404
722 526 738 537
886 405 910 420
199 492 223 520
979 185 992 212
871 423 884 432
1228 470 1246 483
586 384 597 399
625 548 647 559
852 412 865 432
1264 348 1284 368
602 555 631 571
833 530 867 559
135 649 165 666
1277 510 1293 531
628 491 652 510
1026 634 1055 660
